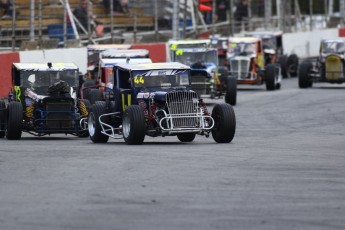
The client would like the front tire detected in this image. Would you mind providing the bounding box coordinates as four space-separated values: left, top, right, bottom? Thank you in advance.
177 133 196 142
225 76 237 105
122 105 146 145
88 102 109 143
265 64 277 91
299 62 313 88
0 100 6 138
287 54 299 77
6 102 23 140
279 55 289 78
211 103 236 143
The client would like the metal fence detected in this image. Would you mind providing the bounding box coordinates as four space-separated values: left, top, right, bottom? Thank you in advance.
1 0 344 51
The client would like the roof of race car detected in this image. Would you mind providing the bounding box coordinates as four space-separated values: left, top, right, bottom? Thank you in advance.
321 38 345 43
173 47 217 53
115 62 190 71
100 58 152 67
100 49 149 58
229 37 261 43
87 44 131 51
12 62 79 71
168 39 211 50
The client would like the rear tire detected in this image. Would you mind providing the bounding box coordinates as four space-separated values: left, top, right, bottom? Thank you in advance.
6 102 23 140
177 133 196 142
298 62 313 88
225 76 237 105
265 64 277 91
211 103 236 143
279 55 289 78
81 80 96 101
287 54 299 77
122 105 146 145
88 102 109 143
0 100 6 138
89 88 103 105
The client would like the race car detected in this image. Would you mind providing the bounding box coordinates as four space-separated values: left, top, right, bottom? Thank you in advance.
299 38 345 88
245 31 299 78
227 36 282 91
81 49 152 104
88 62 236 145
171 47 237 105
86 44 131 80
0 62 90 139
168 39 211 61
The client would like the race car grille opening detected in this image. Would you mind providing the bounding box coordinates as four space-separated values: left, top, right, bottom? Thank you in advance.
231 59 250 79
45 102 75 130
165 91 199 128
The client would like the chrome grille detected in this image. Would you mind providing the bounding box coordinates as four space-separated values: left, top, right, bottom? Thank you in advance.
165 91 199 128
230 59 250 79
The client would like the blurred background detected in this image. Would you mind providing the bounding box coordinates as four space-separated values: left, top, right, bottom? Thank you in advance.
1 0 345 51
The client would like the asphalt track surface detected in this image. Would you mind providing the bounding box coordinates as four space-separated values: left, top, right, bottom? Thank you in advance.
0 78 344 230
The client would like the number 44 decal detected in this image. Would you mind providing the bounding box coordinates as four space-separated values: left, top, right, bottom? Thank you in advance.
134 76 144 84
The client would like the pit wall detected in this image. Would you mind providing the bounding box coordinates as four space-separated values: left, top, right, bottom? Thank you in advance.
0 30 340 98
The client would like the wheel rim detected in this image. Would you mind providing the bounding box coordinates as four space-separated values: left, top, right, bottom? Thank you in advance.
88 113 96 136
288 63 296 76
123 115 130 138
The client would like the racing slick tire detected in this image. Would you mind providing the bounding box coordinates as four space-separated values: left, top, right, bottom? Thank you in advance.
211 103 236 143
280 54 299 78
287 54 299 77
279 55 289 78
89 88 103 105
225 76 237 106
88 101 109 143
6 102 23 140
0 100 6 138
298 61 313 88
122 105 146 145
81 80 96 101
265 64 277 91
177 133 196 142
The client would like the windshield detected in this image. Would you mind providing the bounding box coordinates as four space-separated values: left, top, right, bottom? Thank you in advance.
174 50 218 66
321 41 345 54
229 42 256 56
262 37 276 50
20 70 78 88
132 69 190 88
210 39 228 50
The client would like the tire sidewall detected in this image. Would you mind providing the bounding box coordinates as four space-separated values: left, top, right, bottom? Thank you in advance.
211 103 236 143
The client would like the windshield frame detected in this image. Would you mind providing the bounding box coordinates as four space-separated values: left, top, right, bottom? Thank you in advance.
19 70 79 88
131 69 191 89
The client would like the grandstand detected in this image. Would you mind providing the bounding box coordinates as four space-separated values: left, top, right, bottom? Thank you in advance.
0 0 154 50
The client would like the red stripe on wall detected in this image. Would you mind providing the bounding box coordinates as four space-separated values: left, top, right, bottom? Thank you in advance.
0 52 20 98
131 43 167 63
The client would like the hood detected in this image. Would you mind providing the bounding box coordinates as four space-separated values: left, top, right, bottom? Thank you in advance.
136 87 193 101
